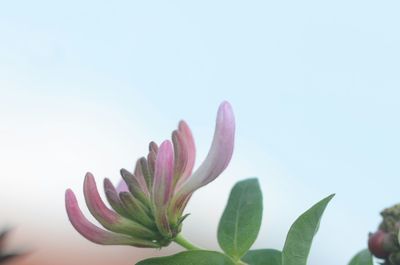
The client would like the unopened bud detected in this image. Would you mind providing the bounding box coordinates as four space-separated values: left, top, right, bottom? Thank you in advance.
368 230 391 259
368 204 400 264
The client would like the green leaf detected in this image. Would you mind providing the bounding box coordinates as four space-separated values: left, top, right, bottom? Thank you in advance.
242 249 282 265
218 178 263 260
282 194 334 265
136 250 236 265
348 249 373 265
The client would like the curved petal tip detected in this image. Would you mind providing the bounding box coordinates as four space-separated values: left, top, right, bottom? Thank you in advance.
176 101 235 196
65 189 118 245
65 189 157 247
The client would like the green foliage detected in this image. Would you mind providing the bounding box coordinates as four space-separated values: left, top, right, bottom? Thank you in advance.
136 250 236 265
242 249 282 265
281 194 335 265
137 178 336 265
348 249 373 265
218 178 263 260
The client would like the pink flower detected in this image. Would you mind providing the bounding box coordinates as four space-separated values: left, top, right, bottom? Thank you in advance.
65 101 235 247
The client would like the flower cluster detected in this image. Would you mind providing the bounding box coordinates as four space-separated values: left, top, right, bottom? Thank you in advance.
65 102 235 248
368 204 400 264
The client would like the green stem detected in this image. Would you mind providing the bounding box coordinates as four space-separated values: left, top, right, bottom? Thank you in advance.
173 234 202 250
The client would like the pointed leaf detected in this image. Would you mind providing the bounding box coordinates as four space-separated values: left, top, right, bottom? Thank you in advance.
242 249 282 265
348 249 373 265
282 194 334 265
136 250 236 265
218 178 263 260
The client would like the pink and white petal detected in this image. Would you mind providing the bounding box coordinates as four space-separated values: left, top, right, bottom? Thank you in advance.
65 189 157 247
176 101 235 196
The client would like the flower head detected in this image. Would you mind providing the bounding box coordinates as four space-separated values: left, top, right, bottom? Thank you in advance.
65 101 235 247
368 203 400 264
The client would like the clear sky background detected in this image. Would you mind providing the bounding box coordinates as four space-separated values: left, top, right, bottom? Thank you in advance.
1 1 400 265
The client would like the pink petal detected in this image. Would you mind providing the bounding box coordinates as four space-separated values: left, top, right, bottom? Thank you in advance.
173 121 196 190
149 141 159 153
151 140 174 237
83 173 156 238
147 142 158 177
169 192 192 222
133 158 150 196
152 140 174 207
65 189 157 247
178 121 196 178
84 173 119 224
176 101 235 196
138 157 152 189
172 130 187 181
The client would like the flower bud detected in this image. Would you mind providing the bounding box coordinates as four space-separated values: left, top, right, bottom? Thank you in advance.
368 204 400 264
368 230 391 259
65 102 236 249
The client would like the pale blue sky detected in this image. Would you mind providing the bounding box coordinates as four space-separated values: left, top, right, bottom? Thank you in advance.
1 1 400 264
